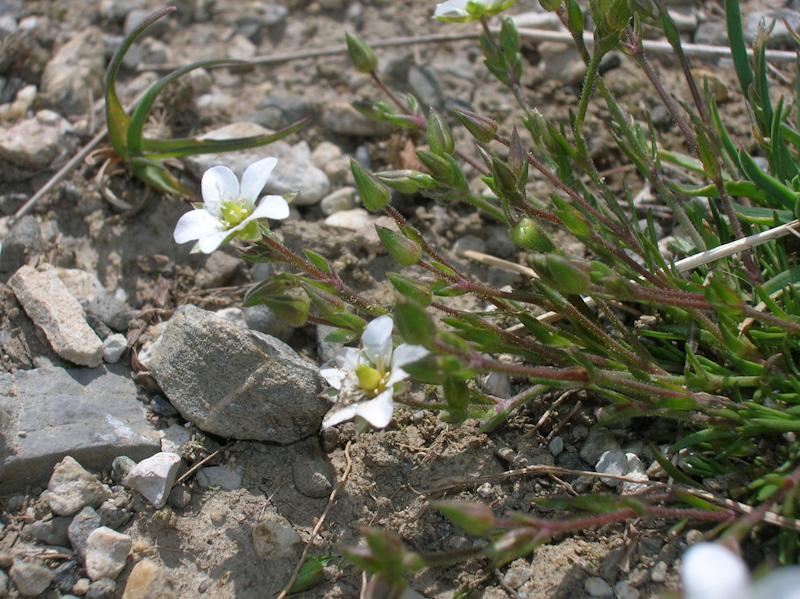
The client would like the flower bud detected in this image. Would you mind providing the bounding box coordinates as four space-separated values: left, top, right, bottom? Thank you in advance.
531 255 590 296
345 32 378 73
539 0 561 10
377 170 436 194
454 109 498 143
510 217 555 253
427 110 455 156
376 226 422 266
435 501 495 537
491 156 520 198
351 159 390 212
417 150 465 189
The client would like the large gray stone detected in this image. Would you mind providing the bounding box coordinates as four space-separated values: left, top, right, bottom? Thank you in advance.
9 265 103 367
40 27 106 115
0 366 161 492
141 305 326 443
182 122 330 206
0 111 73 171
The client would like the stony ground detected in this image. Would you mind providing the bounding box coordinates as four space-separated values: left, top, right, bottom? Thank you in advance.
0 0 797 597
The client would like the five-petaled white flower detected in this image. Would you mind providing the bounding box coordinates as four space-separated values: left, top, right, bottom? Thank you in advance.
320 315 428 429
681 542 800 599
174 157 289 254
433 0 516 23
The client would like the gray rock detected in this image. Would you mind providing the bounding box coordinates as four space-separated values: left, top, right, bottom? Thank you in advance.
195 251 241 289
41 28 106 115
196 466 242 490
252 514 302 560
694 20 728 46
316 324 344 363
98 498 132 529
745 10 800 48
9 560 54 597
0 111 73 171
484 226 516 259
9 265 103 366
585 576 613 597
621 453 649 495
85 527 131 581
538 42 585 85
28 517 71 546
614 581 640 599
0 215 41 273
0 366 161 493
140 305 326 443
320 187 356 215
149 396 178 418
0 570 6 596
579 427 620 466
650 560 668 583
86 295 136 333
480 372 511 398
243 304 293 341
102 333 127 364
292 454 334 498
167 485 192 509
408 65 443 108
47 456 110 516
86 578 116 599
123 452 181 509
453 235 486 256
595 449 628 488
182 122 330 206
248 95 311 130
321 102 393 137
110 456 136 484
548 436 564 457
160 424 192 454
67 506 102 559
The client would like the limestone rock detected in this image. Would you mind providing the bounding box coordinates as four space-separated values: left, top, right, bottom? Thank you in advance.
9 265 103 366
47 456 110 517
140 306 326 443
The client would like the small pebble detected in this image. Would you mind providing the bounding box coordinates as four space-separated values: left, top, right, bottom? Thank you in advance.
650 560 668 583
10 560 55 597
101 333 127 363
685 529 704 545
614 580 640 599
549 436 564 457
584 576 613 597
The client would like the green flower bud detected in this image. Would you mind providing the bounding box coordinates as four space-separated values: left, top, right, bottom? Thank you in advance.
345 32 378 73
510 217 555 252
376 226 422 266
530 254 590 296
539 0 561 11
416 150 465 189
351 159 390 212
427 110 455 156
435 501 495 537
377 170 436 194
453 109 498 143
491 156 520 198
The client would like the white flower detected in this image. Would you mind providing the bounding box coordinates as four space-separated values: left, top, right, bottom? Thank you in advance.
174 157 289 254
681 542 800 599
320 315 428 429
433 0 516 23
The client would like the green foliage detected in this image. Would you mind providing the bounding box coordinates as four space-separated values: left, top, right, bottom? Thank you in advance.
104 7 309 195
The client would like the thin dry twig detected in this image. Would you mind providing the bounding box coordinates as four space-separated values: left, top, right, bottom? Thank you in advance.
173 444 232 487
277 440 354 599
139 28 798 72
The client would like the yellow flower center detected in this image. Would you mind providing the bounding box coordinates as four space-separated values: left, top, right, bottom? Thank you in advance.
220 200 252 228
355 364 389 395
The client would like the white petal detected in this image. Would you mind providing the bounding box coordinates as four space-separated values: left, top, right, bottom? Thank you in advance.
750 567 800 599
251 195 290 221
361 315 394 371
387 344 429 386
201 165 239 217
240 157 277 206
681 543 750 599
354 389 395 428
337 347 361 371
434 0 469 18
320 367 346 390
196 230 232 254
174 209 223 244
322 404 360 429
